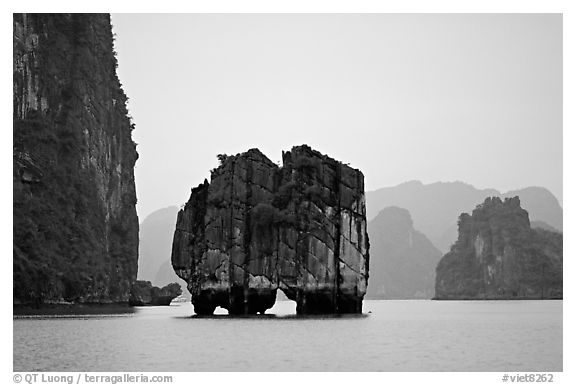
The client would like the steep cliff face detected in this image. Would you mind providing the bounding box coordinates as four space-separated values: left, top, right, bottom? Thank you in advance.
367 207 442 299
172 146 369 315
13 14 139 305
435 197 562 300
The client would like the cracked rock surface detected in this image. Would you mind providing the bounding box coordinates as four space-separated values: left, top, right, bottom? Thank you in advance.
172 145 369 315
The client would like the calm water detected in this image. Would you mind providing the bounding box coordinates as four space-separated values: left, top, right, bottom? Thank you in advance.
13 300 562 371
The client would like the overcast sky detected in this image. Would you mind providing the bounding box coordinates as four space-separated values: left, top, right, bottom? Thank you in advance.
110 14 562 220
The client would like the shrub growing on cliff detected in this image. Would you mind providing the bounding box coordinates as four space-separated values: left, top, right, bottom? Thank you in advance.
294 154 321 174
217 154 228 165
207 189 228 209
250 203 295 228
303 184 325 206
272 181 297 209
250 203 277 228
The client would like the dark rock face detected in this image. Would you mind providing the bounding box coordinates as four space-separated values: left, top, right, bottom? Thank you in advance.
367 207 442 299
13 14 139 305
129 281 182 306
435 197 562 300
172 146 369 315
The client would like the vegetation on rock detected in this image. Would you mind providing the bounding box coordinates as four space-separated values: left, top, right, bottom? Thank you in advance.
13 14 138 305
435 197 562 299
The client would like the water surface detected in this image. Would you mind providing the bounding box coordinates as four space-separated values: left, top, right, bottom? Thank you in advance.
13 300 562 371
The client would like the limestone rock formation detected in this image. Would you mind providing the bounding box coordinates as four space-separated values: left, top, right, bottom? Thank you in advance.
13 14 139 305
435 197 562 300
129 281 182 306
367 207 442 299
172 146 369 315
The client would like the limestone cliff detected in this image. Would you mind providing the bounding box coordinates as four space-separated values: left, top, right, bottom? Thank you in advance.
13 14 139 305
172 146 369 315
435 197 562 300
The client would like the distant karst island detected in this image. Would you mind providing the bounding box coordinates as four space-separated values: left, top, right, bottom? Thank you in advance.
129 281 182 306
435 197 562 300
366 206 442 299
364 186 562 300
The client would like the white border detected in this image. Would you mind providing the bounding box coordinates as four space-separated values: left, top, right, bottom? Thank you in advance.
2 1 573 383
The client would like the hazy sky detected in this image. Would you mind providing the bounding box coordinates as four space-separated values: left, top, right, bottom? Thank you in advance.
110 14 562 219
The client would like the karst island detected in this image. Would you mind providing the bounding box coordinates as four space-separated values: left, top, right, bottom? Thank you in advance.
171 145 370 315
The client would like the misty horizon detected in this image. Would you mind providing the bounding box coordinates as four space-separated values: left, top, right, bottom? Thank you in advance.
110 14 562 219
138 176 562 221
